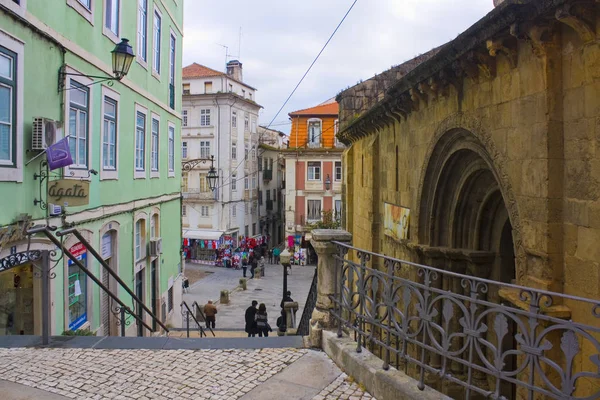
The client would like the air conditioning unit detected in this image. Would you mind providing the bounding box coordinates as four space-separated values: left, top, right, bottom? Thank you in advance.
150 238 163 257
48 204 62 216
32 118 62 151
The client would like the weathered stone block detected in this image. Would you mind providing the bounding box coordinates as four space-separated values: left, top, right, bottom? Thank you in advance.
575 226 600 261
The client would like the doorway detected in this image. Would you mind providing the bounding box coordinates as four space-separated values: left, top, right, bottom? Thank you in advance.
0 264 34 335
151 260 159 331
135 270 144 337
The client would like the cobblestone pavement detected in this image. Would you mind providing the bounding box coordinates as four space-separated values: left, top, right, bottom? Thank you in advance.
0 348 376 400
312 373 376 400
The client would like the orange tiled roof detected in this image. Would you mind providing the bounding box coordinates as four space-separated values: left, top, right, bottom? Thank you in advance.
182 63 225 79
289 102 339 117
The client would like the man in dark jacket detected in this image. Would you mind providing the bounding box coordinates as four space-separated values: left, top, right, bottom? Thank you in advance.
249 255 258 279
244 300 258 337
280 291 294 309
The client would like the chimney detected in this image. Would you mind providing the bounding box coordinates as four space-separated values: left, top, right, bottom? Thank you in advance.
226 60 243 82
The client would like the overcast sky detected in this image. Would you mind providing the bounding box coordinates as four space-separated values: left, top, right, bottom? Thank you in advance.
182 0 494 134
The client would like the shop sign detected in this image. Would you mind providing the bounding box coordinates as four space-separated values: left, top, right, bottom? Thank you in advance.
48 180 89 207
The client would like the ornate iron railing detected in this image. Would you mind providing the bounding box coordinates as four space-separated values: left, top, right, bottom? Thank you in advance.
297 267 318 336
330 241 600 400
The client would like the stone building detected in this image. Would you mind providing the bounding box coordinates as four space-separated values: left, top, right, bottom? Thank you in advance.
337 0 600 396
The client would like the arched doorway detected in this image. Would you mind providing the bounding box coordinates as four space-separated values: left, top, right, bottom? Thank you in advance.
418 129 518 398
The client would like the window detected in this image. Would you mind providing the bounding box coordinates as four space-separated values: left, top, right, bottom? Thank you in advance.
104 0 120 37
182 173 188 191
231 173 237 191
151 213 159 238
135 110 146 173
265 190 270 202
252 176 256 189
204 82 212 93
231 142 237 160
135 219 145 260
335 161 342 181
137 0 148 62
307 161 321 181
69 81 89 168
263 158 268 171
67 243 88 330
252 223 256 236
182 142 188 159
251 117 256 133
169 33 176 109
182 109 188 126
244 113 249 131
168 124 175 174
182 83 190 95
151 117 159 172
153 9 162 74
269 158 273 170
78 0 91 8
307 119 321 147
182 205 187 216
200 109 211 126
102 97 117 171
258 190 262 205
335 200 342 221
244 144 248 160
272 189 276 202
307 200 322 222
244 177 249 190
245 225 249 237
0 47 16 167
200 141 210 159
199 174 209 193
251 149 256 160
232 111 237 127
201 205 209 217
232 206 236 217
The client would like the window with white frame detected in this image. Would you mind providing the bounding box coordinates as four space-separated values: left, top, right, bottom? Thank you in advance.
252 223 256 235
151 213 159 238
137 0 148 62
251 117 256 133
182 205 187 216
104 0 120 37
181 141 187 159
307 200 322 222
169 33 176 109
102 97 117 170
135 218 145 260
307 161 321 181
168 125 174 173
251 149 256 160
200 109 210 126
69 80 89 168
244 143 248 160
135 110 146 172
307 119 321 147
0 46 16 167
151 117 159 172
199 173 209 192
200 141 210 159
232 206 236 217
252 175 256 189
201 205 209 217
78 0 91 8
244 177 248 190
231 142 237 160
244 113 249 131
204 82 212 93
231 173 237 191
335 161 342 181
181 173 188 191
232 111 237 127
153 9 161 74
335 200 342 221
182 109 188 126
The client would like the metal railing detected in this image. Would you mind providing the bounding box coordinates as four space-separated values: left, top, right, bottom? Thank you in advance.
330 241 600 400
181 301 215 338
182 188 215 201
297 267 317 336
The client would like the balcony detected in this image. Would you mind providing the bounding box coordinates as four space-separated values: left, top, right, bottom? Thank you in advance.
266 200 274 211
263 169 273 182
182 189 215 201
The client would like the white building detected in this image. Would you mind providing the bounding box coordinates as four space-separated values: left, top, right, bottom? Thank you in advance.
257 127 288 244
181 61 261 259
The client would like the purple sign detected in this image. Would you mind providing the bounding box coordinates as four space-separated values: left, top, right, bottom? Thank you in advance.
46 137 73 170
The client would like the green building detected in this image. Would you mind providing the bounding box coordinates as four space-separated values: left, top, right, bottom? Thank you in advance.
0 0 183 336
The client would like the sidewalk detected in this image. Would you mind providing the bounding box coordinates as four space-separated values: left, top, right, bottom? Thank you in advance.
183 262 315 330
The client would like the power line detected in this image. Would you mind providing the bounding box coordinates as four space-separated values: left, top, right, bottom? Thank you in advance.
264 0 359 130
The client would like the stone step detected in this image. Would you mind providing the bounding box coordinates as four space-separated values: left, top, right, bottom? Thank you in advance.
0 334 305 351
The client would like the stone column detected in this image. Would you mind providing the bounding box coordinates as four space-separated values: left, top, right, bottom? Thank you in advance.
308 229 352 347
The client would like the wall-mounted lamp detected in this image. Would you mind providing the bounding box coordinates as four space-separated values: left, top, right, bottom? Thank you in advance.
325 175 331 191
58 38 135 91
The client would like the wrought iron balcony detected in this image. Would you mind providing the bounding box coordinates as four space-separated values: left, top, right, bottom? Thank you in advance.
327 240 600 400
263 169 273 182
182 188 215 201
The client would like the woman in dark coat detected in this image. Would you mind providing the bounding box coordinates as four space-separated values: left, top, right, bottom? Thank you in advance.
255 303 271 337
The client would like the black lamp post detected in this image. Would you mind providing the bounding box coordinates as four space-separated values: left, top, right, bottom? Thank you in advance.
279 248 291 305
325 175 331 191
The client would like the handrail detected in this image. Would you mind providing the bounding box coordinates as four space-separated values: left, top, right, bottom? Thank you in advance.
192 301 215 337
59 227 169 333
181 301 206 338
28 225 155 334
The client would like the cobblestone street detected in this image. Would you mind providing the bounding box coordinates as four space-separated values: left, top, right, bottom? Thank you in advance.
0 347 376 400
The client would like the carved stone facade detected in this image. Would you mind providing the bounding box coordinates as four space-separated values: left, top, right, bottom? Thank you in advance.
337 0 600 396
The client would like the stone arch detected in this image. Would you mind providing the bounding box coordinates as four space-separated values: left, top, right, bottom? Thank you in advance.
415 115 525 282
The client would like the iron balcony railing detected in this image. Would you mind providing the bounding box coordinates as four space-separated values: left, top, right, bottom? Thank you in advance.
182 188 215 201
330 241 600 400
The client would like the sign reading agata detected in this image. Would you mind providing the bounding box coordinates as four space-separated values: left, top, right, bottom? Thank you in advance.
47 179 90 207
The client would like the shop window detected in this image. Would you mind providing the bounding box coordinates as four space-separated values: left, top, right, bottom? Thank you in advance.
68 243 88 330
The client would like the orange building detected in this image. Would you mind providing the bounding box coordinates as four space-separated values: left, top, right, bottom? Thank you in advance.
282 100 344 255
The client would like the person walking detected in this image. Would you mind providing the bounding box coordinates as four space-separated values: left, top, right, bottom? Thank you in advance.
273 247 281 264
245 300 258 337
268 248 273 264
203 300 217 329
255 303 271 337
250 254 258 279
242 253 248 278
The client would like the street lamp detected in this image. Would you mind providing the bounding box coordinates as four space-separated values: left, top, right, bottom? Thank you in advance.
207 165 218 191
280 248 291 305
325 175 331 191
182 155 218 191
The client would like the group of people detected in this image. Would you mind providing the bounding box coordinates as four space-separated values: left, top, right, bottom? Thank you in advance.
244 291 293 337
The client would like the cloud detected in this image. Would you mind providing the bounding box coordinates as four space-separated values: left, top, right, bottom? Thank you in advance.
183 0 494 133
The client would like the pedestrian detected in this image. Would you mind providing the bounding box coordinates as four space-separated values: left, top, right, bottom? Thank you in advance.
268 248 273 264
250 254 258 279
255 303 272 337
245 300 258 337
280 290 294 309
203 300 217 329
242 253 248 278
276 309 287 334
259 256 266 277
273 247 280 264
